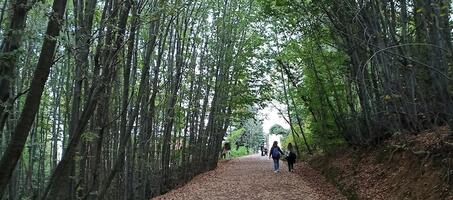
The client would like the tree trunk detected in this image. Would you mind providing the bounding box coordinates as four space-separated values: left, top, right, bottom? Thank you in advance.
0 0 68 197
0 0 29 133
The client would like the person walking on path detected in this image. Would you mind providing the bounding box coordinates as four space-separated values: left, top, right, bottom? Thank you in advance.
269 141 284 172
286 143 297 172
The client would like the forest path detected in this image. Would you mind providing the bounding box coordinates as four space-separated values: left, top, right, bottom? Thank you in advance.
153 154 345 200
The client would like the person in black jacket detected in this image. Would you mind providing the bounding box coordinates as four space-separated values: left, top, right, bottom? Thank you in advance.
260 145 265 156
286 143 297 172
269 141 284 172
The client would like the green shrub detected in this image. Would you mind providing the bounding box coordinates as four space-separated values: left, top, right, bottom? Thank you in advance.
229 145 250 158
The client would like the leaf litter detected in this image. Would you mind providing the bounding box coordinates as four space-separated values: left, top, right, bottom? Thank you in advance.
153 155 345 200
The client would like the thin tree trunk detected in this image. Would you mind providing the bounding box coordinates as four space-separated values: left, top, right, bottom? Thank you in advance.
0 0 68 197
0 0 30 133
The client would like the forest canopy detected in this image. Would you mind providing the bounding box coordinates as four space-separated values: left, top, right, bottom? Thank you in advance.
1 0 453 199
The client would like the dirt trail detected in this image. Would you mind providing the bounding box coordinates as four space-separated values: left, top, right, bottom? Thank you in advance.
153 154 345 200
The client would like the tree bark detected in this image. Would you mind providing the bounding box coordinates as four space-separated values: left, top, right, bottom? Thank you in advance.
0 0 29 133
0 0 68 197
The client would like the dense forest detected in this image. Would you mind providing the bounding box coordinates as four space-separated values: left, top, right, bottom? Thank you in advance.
1 0 453 199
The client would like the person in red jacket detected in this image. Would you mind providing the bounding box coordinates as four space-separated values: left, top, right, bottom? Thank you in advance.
269 141 284 172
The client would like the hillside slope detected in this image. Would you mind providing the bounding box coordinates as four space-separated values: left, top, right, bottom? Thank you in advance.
310 127 453 200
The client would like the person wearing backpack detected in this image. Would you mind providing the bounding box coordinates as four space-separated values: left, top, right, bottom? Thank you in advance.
269 141 284 172
286 143 297 172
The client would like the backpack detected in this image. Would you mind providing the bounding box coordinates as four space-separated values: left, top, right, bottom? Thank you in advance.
271 147 280 158
288 152 297 163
